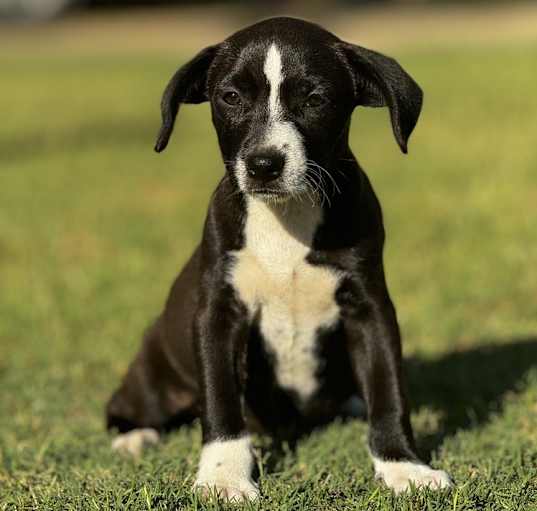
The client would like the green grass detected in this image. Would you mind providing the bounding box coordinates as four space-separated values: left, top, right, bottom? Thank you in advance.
1 43 537 510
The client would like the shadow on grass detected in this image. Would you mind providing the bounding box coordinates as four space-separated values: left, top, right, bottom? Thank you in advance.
263 336 537 470
406 336 537 456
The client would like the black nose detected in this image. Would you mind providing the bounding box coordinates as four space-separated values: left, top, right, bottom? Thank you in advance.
245 150 285 183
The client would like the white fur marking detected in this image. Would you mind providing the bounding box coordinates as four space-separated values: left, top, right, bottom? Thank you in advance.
372 456 452 494
264 43 283 120
235 157 249 195
111 428 159 457
194 436 259 502
230 197 340 404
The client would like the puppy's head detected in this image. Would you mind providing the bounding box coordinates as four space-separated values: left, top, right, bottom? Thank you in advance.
155 17 423 203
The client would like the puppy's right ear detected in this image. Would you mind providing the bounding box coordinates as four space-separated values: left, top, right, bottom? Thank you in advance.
154 45 219 153
337 42 423 154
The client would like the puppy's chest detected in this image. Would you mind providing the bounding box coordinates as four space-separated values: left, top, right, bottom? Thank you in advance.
229 199 341 403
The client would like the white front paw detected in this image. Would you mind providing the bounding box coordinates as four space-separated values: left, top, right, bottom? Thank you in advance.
194 476 259 502
373 458 453 494
194 436 259 502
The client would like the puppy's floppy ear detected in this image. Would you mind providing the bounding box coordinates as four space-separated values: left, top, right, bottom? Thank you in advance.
154 44 219 153
338 42 423 153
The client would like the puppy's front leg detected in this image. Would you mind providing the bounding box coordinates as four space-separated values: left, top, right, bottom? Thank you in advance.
341 282 452 494
193 282 258 502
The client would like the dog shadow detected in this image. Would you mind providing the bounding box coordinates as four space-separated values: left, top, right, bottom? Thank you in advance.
405 336 537 457
262 336 537 470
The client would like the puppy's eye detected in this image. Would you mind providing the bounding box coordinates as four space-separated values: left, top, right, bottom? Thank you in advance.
222 91 241 106
304 93 325 108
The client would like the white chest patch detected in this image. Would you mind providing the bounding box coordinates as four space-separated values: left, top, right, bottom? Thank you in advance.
229 198 341 404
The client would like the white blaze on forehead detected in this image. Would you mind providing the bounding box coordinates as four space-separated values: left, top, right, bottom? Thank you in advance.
263 43 283 119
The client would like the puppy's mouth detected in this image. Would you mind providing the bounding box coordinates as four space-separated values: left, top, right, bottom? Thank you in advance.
248 187 289 203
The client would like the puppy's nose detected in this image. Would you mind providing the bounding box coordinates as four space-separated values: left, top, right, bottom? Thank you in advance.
245 150 285 183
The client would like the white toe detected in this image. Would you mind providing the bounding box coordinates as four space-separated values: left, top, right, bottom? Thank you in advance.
194 479 259 502
373 457 452 494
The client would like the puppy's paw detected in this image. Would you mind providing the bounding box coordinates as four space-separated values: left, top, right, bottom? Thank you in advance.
111 428 159 458
373 458 452 494
194 435 259 502
194 477 259 502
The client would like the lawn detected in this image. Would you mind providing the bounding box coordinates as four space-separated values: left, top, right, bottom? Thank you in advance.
1 27 537 511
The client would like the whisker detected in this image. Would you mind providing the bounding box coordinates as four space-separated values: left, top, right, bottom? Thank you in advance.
305 164 332 207
301 173 320 207
302 176 318 207
306 159 342 195
335 168 351 182
307 159 340 192
306 163 335 197
305 171 331 208
222 187 244 204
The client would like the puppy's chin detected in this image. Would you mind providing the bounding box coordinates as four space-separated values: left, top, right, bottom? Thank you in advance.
247 189 290 204
245 185 323 208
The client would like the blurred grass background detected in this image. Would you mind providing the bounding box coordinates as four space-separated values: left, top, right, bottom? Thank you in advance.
1 2 537 509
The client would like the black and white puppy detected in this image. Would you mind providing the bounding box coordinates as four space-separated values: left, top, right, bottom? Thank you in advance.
106 16 452 500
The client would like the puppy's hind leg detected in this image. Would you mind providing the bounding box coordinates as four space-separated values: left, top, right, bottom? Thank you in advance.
106 318 198 457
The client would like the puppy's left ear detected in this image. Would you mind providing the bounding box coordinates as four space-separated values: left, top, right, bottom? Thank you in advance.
338 42 423 153
155 44 220 153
